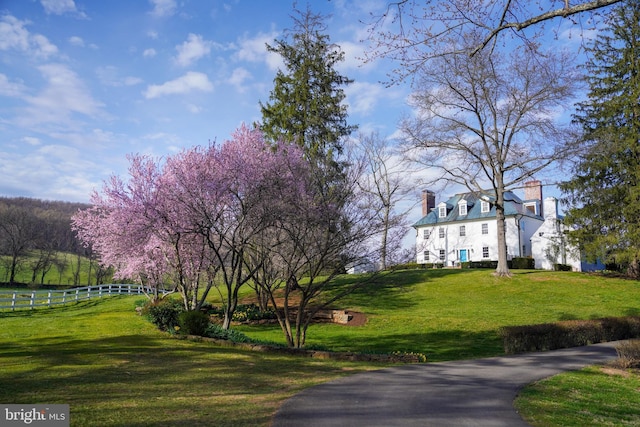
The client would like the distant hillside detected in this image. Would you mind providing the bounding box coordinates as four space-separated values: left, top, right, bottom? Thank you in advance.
0 196 90 254
0 197 95 285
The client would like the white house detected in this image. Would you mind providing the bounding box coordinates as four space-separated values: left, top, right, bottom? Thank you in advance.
413 181 591 271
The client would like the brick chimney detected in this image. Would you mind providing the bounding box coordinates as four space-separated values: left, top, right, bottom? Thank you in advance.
524 180 543 217
422 190 436 216
524 180 543 201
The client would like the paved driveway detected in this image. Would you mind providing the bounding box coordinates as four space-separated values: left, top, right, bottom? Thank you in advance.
272 342 620 427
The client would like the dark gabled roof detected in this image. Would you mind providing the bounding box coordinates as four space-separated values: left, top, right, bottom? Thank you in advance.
412 190 543 227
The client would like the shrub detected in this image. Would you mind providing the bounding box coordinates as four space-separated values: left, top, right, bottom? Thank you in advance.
501 316 640 354
178 310 210 336
232 304 277 322
204 324 253 343
467 261 498 269
208 304 277 322
144 298 184 331
554 263 572 271
615 339 640 368
511 257 535 269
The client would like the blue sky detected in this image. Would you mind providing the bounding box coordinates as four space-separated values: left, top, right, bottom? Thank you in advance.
0 0 410 203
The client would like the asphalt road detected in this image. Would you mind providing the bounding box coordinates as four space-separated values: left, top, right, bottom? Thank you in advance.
272 341 620 427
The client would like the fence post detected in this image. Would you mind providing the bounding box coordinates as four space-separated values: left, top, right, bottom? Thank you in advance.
11 292 16 311
62 290 67 305
75 288 79 302
47 291 52 307
30 291 36 310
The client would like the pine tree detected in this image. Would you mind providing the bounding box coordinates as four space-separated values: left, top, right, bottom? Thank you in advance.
561 0 640 277
260 6 356 165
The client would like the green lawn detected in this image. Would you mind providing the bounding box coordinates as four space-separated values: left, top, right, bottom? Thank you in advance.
1 268 640 426
515 366 640 426
0 297 374 426
237 269 640 361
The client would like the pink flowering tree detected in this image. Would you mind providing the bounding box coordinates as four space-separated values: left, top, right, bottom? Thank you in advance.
245 146 382 348
72 154 214 309
163 125 311 328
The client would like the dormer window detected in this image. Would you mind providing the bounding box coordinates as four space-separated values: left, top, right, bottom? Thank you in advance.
458 200 468 216
481 200 490 213
438 204 447 218
523 201 539 215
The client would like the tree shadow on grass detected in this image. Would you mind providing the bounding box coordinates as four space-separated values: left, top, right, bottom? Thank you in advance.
315 328 503 363
0 333 369 426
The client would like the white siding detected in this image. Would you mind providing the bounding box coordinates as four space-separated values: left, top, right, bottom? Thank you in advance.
416 216 544 266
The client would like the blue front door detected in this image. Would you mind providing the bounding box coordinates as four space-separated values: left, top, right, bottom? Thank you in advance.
460 249 468 262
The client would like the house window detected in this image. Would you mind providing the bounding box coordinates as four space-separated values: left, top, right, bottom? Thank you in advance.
439 249 445 261
481 223 488 235
460 225 466 237
438 205 447 218
482 246 489 258
439 227 445 238
423 229 430 239
481 201 490 213
424 251 430 261
459 201 467 216
524 202 538 215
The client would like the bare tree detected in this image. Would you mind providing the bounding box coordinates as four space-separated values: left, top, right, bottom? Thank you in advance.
0 205 39 284
365 0 621 84
401 41 579 276
354 132 415 269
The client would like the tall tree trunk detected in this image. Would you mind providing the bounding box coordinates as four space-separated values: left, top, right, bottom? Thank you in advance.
494 184 511 277
380 204 390 270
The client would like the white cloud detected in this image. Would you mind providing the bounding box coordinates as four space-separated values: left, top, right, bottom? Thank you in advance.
144 71 213 99
345 81 386 115
41 0 75 14
337 40 373 72
174 33 215 67
18 63 104 126
0 73 26 97
22 136 41 146
143 48 157 58
235 31 282 71
40 0 87 18
149 0 177 18
227 67 251 92
0 15 58 58
96 66 143 87
69 36 84 46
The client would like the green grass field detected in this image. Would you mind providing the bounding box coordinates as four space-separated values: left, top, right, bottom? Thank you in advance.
237 269 640 361
1 268 639 426
0 252 110 287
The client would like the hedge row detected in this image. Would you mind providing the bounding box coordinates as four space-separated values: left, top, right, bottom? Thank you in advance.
501 316 640 354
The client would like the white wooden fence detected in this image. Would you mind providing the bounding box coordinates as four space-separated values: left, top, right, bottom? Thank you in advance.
0 284 153 311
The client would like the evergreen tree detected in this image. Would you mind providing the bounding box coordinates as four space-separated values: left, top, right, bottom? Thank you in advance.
561 0 640 277
260 6 356 165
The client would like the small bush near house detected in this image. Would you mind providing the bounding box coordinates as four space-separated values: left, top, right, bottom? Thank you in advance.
462 260 498 269
178 310 210 336
553 263 572 271
511 257 535 269
501 316 640 354
143 298 184 331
